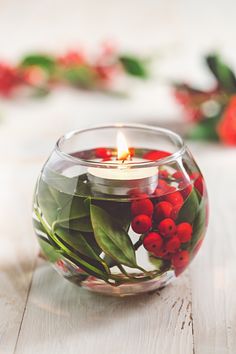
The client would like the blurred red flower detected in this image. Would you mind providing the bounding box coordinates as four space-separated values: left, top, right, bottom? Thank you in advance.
218 95 236 145
0 63 19 96
174 88 203 122
57 50 86 66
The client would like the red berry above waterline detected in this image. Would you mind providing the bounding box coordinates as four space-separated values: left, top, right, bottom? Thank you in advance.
131 214 152 234
157 179 173 192
171 250 190 269
154 201 173 221
131 198 153 217
166 236 181 253
176 223 193 243
159 169 169 179
158 218 176 238
95 147 112 159
143 232 163 253
143 150 171 161
172 171 185 180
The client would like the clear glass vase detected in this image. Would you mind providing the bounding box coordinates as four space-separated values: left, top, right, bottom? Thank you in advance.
32 124 208 296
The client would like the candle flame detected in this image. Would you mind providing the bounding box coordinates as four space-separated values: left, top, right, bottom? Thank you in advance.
117 132 130 161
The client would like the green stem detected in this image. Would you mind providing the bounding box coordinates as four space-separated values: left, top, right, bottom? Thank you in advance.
34 208 110 282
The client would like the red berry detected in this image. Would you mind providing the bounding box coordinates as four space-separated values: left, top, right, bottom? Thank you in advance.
131 214 152 234
172 171 185 180
171 250 190 269
179 182 192 199
157 179 171 191
170 204 182 220
155 187 165 197
129 147 135 157
95 147 112 159
191 173 204 196
176 223 193 243
129 189 149 199
154 201 173 222
166 237 181 253
158 218 176 238
159 169 169 179
0 63 19 96
143 150 171 161
154 246 171 260
164 191 184 206
131 199 153 217
195 176 204 196
143 232 163 253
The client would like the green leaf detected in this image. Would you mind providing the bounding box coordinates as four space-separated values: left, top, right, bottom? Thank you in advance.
57 196 90 221
177 188 199 224
189 197 206 252
54 227 107 270
188 116 220 141
90 204 137 268
38 237 61 263
61 251 109 281
206 54 236 93
94 199 131 231
63 66 96 87
20 54 56 74
34 206 109 281
53 194 92 233
37 180 60 225
59 216 93 232
33 217 46 235
119 55 149 78
148 256 165 270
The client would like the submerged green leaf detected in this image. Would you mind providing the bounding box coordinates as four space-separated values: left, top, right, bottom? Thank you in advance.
38 237 61 263
94 199 131 231
190 197 207 252
90 204 137 268
178 188 199 224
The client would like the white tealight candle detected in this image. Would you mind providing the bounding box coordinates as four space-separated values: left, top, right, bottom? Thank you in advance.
87 132 158 196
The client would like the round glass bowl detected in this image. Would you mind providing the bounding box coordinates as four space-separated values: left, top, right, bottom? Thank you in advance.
32 124 208 296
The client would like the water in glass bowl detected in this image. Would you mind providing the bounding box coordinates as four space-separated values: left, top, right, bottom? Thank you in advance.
33 147 208 296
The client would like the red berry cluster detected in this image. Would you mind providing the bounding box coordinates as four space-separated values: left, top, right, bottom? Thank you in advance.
129 166 201 276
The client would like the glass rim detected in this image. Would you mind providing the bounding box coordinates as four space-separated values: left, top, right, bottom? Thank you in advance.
55 123 187 169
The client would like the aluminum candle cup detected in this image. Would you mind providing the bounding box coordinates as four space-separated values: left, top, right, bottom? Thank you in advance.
33 124 209 296
87 160 158 196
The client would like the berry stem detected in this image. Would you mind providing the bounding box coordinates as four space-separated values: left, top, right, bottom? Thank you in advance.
134 235 144 250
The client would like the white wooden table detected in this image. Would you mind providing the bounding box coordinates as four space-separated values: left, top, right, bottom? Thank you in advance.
1 1 236 353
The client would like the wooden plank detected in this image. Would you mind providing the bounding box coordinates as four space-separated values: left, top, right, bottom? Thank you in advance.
0 164 39 354
190 152 236 354
15 262 193 354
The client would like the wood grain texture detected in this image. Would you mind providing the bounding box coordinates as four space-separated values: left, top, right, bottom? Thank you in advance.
190 152 236 354
0 1 236 353
0 165 39 354
14 262 193 354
